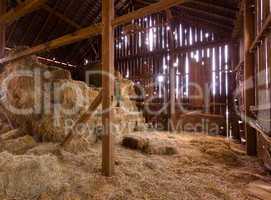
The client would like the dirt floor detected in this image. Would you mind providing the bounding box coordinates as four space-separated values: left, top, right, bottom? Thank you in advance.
0 131 270 200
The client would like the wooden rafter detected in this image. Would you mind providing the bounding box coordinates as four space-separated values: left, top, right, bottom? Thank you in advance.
32 0 63 45
174 12 233 31
42 0 76 61
135 0 236 22
65 2 102 62
7 21 18 45
178 6 235 24
0 23 102 64
112 0 190 27
0 0 46 25
42 3 100 62
188 0 237 15
1 0 196 65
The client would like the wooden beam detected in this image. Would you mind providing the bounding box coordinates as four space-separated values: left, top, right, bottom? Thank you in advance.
42 4 81 29
0 0 7 59
102 0 114 176
244 0 257 156
174 13 233 31
189 0 237 15
178 6 235 23
136 0 237 15
131 1 233 31
112 0 190 27
61 90 103 147
42 5 100 63
33 0 63 45
0 23 102 64
250 14 271 52
0 0 46 25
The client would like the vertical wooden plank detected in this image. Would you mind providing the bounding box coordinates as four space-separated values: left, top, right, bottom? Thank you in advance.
166 10 176 131
244 0 257 156
102 0 114 176
0 0 7 59
229 43 241 140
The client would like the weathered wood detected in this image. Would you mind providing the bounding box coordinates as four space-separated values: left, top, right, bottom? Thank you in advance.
166 10 176 131
117 39 229 61
0 0 7 59
189 0 237 15
102 0 114 176
179 6 235 23
42 4 81 29
61 90 103 147
244 0 257 156
136 0 237 14
112 0 189 27
250 14 271 52
0 0 46 25
0 23 102 64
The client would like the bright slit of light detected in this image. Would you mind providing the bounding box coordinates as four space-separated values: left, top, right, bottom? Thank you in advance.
157 75 164 83
138 32 142 47
179 24 183 46
212 48 216 96
189 27 193 45
174 57 179 67
225 45 229 95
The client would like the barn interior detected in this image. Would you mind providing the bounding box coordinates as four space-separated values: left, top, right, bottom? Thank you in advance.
0 0 271 199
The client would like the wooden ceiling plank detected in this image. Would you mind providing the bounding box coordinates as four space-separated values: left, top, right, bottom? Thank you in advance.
43 5 81 29
179 6 235 23
135 0 236 19
0 0 47 25
32 0 63 45
42 5 100 64
112 0 191 27
0 23 102 64
189 0 237 15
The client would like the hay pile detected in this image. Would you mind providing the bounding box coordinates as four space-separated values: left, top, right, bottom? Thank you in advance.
122 132 178 155
0 53 98 142
190 137 241 166
0 152 64 200
0 52 146 143
0 131 269 199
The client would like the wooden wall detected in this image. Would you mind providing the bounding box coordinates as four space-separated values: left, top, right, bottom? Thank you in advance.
114 12 230 133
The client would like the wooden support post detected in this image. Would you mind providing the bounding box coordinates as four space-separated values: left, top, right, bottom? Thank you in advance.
166 10 176 131
244 0 257 156
0 0 7 59
102 0 114 176
169 64 176 131
229 43 241 140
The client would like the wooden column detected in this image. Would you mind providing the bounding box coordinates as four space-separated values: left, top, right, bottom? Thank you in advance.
102 0 114 176
167 10 176 131
244 0 257 156
229 43 241 140
0 0 7 59
169 64 176 131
